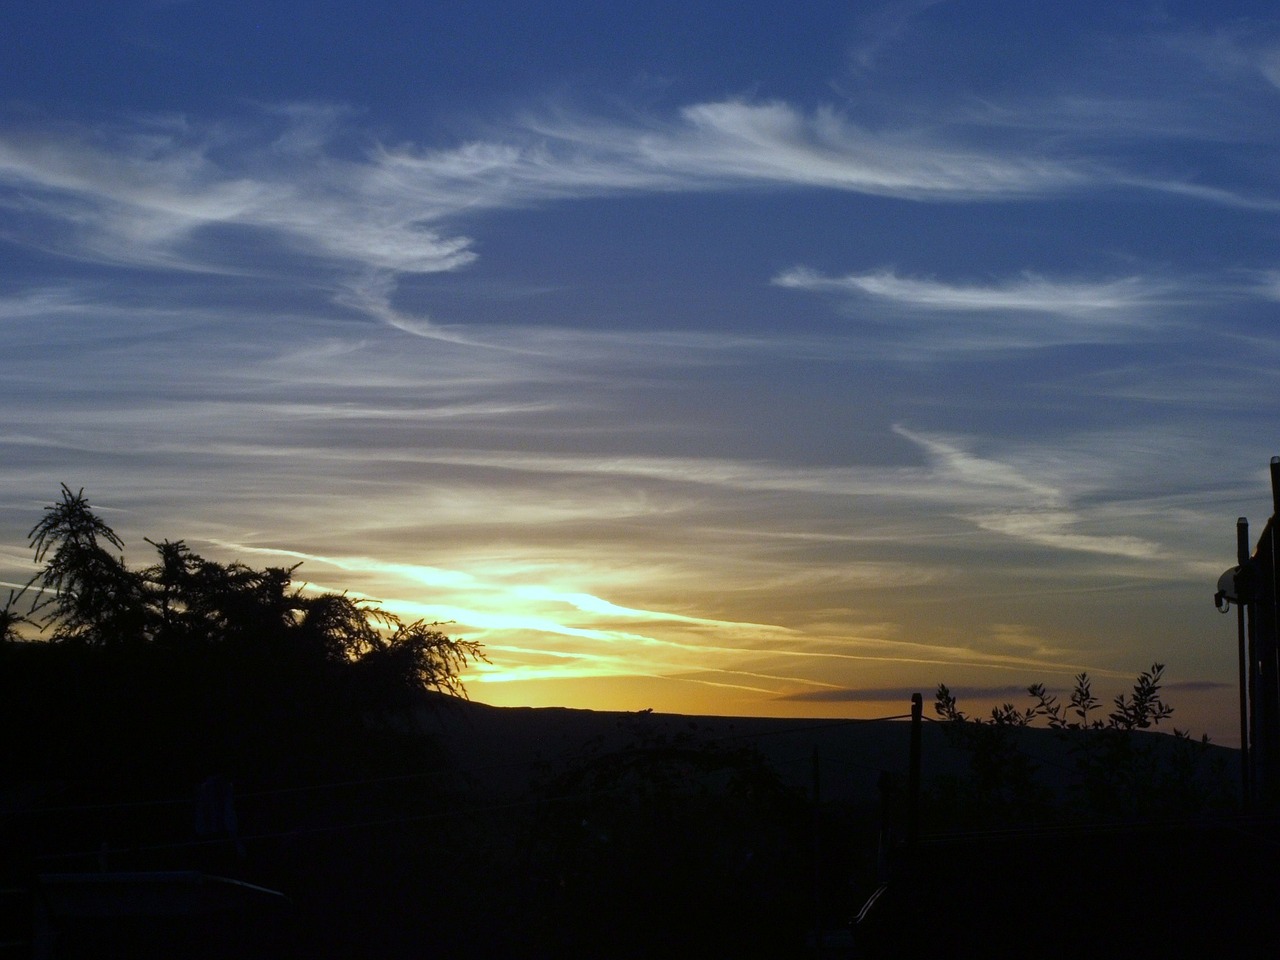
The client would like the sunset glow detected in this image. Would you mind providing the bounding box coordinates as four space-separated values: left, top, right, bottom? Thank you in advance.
4 1 1278 743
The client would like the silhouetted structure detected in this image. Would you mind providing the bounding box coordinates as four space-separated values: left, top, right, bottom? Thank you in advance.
1215 456 1280 803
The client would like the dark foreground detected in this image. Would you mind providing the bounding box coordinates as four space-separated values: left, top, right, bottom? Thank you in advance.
2 660 1271 958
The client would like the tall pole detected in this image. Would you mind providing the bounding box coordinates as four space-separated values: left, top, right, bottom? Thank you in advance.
908 693 922 849
1253 458 1280 796
811 744 821 953
1238 517 1252 805
1268 458 1280 797
1272 456 1280 521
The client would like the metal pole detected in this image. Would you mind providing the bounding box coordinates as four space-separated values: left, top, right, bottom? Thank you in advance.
1269 458 1280 798
1238 517 1252 806
907 693 922 849
1271 456 1280 518
811 745 821 956
1250 568 1264 794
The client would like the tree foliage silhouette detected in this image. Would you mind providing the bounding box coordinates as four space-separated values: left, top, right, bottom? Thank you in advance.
935 664 1176 732
0 590 28 643
930 666 1227 826
11 484 484 697
26 485 146 644
2 486 486 792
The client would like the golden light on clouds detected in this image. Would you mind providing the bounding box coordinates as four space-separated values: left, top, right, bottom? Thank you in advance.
5 3 1275 748
222 526 1194 724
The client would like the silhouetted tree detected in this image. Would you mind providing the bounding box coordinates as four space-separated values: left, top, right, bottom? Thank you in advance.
0 589 29 643
356 618 483 698
26 484 146 644
1 486 490 805
1 489 507 958
12 486 485 692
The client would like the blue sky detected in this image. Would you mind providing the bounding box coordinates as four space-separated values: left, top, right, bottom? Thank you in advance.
3 0 1278 740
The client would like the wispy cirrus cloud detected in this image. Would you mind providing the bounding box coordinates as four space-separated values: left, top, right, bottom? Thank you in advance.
0 98 1098 340
3 92 1272 345
90 421 1180 570
1163 27 1280 97
170 424 1172 566
0 99 1103 277
968 510 1160 560
774 267 1176 318
1257 270 1280 302
1263 45 1280 90
773 266 1187 352
0 111 476 276
514 99 1087 198
892 426 1167 562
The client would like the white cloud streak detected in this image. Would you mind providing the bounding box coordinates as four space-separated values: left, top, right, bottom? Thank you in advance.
517 100 1086 198
178 426 1173 566
891 426 1166 561
774 268 1174 318
773 267 1185 352
2 89 1272 351
768 264 1198 355
0 99 1113 292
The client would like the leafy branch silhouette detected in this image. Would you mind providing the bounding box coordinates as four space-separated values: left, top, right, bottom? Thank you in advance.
931 665 1224 826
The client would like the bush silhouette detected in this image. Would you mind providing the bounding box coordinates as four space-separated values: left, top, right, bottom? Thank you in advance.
929 666 1230 827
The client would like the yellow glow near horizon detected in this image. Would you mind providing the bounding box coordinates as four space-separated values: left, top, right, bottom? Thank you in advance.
0 507 1246 745
1 431 1243 749
262 541 1163 696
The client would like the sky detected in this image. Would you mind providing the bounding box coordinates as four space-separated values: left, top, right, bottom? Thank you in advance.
2 1 1278 743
